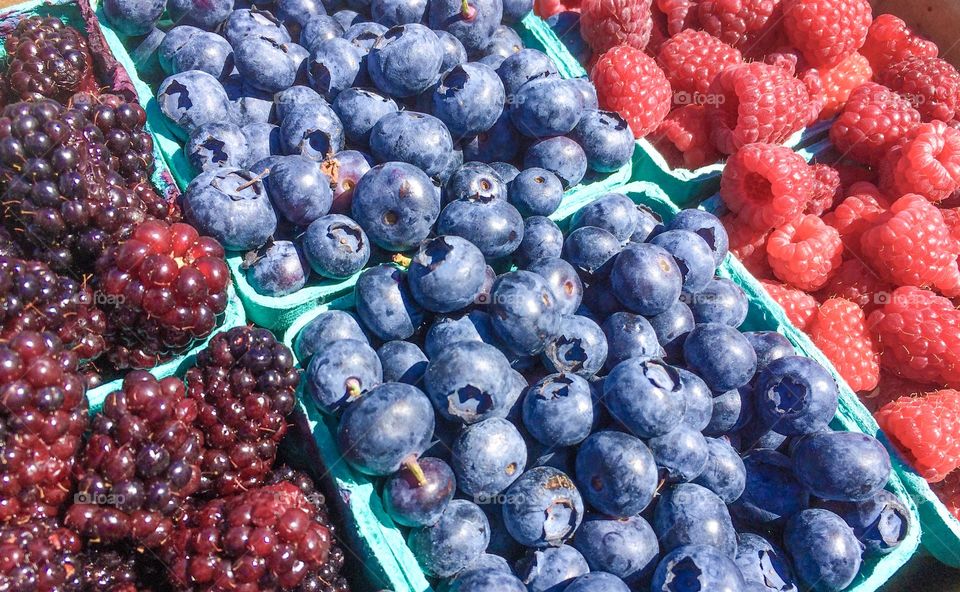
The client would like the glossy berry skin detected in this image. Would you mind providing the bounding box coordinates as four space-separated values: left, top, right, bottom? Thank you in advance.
158 26 204 73
675 368 713 431
247 240 309 297
651 229 716 295
354 264 426 341
308 37 365 99
502 466 584 548
408 499 490 578
653 483 738 557
610 243 683 316
408 236 488 313
523 373 594 447
792 431 891 502
543 315 609 378
489 270 562 356
734 533 798 592
573 515 659 585
524 136 588 189
370 112 455 180
684 278 748 327
384 457 456 527
444 162 507 205
693 437 746 503
453 418 527 497
266 155 333 227
570 110 634 173
233 36 300 94
425 341 514 423
378 340 428 384
601 311 663 369
170 31 234 78
428 0 504 54
280 99 345 160
754 356 839 436
704 387 753 437
814 490 911 556
517 216 564 268
604 359 685 438
516 545 590 592
295 312 366 362
424 311 498 358
563 227 622 280
565 573 631 592
683 323 757 392
575 430 658 517
241 122 280 164
648 425 710 483
351 162 440 252
167 0 233 30
731 450 808 531
371 0 430 27
570 193 637 242
647 301 695 361
332 87 398 145
509 168 564 217
157 70 232 140
337 382 435 476
183 167 277 251
324 150 373 214
433 63 506 140
526 257 583 316
368 24 444 97
510 77 584 139
103 0 165 35
652 545 745 592
303 214 370 280
744 331 796 372
667 209 729 266
449 568 527 592
306 338 382 413
437 196 525 261
784 509 863 592
274 85 323 119
496 49 559 96
222 9 291 46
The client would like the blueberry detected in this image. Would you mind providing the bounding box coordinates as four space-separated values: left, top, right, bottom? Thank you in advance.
300 14 344 53
683 278 748 326
478 25 522 68
542 315 608 378
563 226 621 280
433 63 506 140
444 162 507 206
437 197 524 260
603 359 685 438
308 37 365 99
575 430 658 517
515 216 563 268
428 0 503 54
302 214 370 279
274 85 325 120
692 437 746 503
272 0 325 38
601 312 663 370
526 257 582 316
648 424 710 483
743 331 796 372
158 26 204 75
323 149 372 214
564 573 631 592
337 10 369 30
246 240 309 297
516 545 590 592
453 417 527 497
295 309 367 360
508 168 563 217
654 483 737 557
573 515 659 585
736 416 789 452
233 36 300 93
330 89 396 146
458 553 512 578
793 431 891 502
571 193 639 242
168 0 234 30
647 301 695 361
683 323 757 392
581 278 624 319
367 24 443 97
502 466 583 548
522 373 593 447
280 100 345 160
496 48 557 96
510 77 583 138
409 499 490 578
814 490 911 556
528 137 588 189
652 545 745 592
610 243 683 316
223 8 290 46
651 230 716 295
433 30 468 74
730 450 808 531
186 122 248 174
306 338 382 413
734 533 797 592
182 168 277 250
668 209 729 266
425 341 514 424
437 149 465 185
754 356 839 436
351 162 440 251
424 311 498 358
631 204 665 243
704 387 753 436
103 0 165 35
157 71 232 140
448 569 526 592
171 32 234 78
265 155 333 226
463 112 521 163
675 368 712 431
489 270 562 356
385 456 455 526
784 509 863 592
407 235 487 313
354 264 426 340
241 123 280 165
568 76 598 110
570 110 633 173
489 161 520 183
370 111 455 179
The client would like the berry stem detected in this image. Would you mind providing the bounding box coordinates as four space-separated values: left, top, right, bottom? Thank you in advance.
237 168 270 191
345 377 363 400
404 455 428 487
460 0 476 20
392 253 412 269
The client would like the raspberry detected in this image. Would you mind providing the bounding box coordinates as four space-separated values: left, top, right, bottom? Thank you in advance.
804 164 842 216
766 214 843 291
878 120 960 203
782 0 871 68
760 279 818 330
860 193 958 290
876 57 960 123
942 207 960 244
724 213 772 278
861 13 939 72
876 390 960 482
814 52 873 119
809 297 880 392
0 519 83 590
844 181 884 200
707 62 820 154
649 104 720 169
535 0 581 16
657 0 698 35
657 30 743 103
933 470 960 520
719 142 815 231
816 258 892 314
580 0 653 53
868 286 960 387
0 332 87 524
185 327 299 496
822 192 886 256
829 82 922 166
2 17 93 102
592 45 672 138
697 0 784 54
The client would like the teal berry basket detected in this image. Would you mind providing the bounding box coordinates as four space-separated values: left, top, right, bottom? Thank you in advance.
91 6 634 332
278 179 922 592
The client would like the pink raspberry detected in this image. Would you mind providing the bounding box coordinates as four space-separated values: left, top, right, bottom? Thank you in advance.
878 120 960 204
816 258 892 314
822 192 887 256
804 164 842 217
861 13 939 72
657 0 698 35
580 0 654 53
657 29 742 102
876 57 960 123
813 52 873 119
760 279 819 330
649 104 721 169
697 0 785 55
592 45 672 138
809 297 880 392
782 0 872 68
766 214 843 291
829 82 922 167
724 213 773 278
876 389 960 482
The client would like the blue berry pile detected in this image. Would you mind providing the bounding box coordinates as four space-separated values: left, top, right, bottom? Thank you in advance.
294 198 911 592
125 0 635 298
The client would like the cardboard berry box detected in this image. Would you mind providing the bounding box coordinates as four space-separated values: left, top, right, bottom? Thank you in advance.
0 0 248 409
279 180 922 592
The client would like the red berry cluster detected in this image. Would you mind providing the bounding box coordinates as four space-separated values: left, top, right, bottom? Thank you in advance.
2 17 94 103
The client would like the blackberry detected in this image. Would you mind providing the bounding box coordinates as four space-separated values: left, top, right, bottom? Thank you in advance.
0 331 88 523
69 92 157 186
0 227 22 258
0 98 176 273
95 220 231 370
2 16 93 102
186 327 299 496
80 547 169 592
0 518 83 590
65 371 204 548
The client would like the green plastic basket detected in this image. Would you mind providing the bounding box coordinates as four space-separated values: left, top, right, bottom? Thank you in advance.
279 180 922 592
